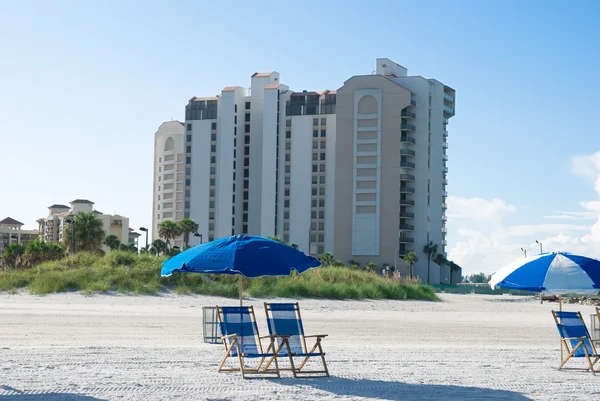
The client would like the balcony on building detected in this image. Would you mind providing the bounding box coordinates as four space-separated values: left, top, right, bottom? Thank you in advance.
399 223 415 231
409 93 417 107
400 160 415 169
399 235 414 244
400 149 415 157
401 122 416 132
399 173 415 181
401 110 416 119
399 211 415 219
400 185 415 194
286 90 337 116
400 134 415 144
399 197 415 206
185 98 218 120
443 105 455 118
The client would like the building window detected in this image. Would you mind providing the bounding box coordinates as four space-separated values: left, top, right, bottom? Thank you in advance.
211 133 216 141
244 169 249 178
244 135 250 144
186 157 191 164
234 115 237 124
286 131 291 139
284 200 290 208
319 199 325 207
285 142 291 150
186 167 191 175
211 145 216 152
319 176 325 184
311 188 317 196
321 118 326 125
243 191 248 200
244 124 250 133
285 165 291 173
284 211 289 219
210 156 216 164
319 211 325 219
285 176 290 185
186 134 192 142
319 187 325 195
320 141 326 149
185 190 190 197
313 118 318 126
312 153 318 161
244 158 249 167
285 154 290 162
320 153 326 161
313 141 318 149
311 211 317 219
186 146 191 153
244 147 250 155
243 203 248 211
209 201 215 208
185 179 190 186
312 176 318 184
313 130 318 138
321 129 326 138
209 223 214 231
210 178 215 186
311 199 317 207
312 165 318 172
245 101 251 110
319 164 326 172
186 124 192 131
210 167 216 175
211 122 217 130
185 201 190 209
286 119 292 127
245 113 250 122
244 180 249 189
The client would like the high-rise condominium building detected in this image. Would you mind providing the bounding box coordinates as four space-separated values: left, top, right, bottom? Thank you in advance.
152 58 455 284
152 121 186 247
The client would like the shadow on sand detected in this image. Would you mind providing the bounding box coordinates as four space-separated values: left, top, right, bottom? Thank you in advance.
0 386 107 401
272 377 533 400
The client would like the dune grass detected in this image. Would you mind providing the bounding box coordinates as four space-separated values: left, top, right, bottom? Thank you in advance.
0 251 438 301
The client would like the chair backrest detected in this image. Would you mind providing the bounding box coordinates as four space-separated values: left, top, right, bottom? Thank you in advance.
217 306 262 356
264 302 307 355
552 310 596 357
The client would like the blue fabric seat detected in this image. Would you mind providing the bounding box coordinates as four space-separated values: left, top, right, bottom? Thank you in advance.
216 306 291 379
264 302 329 377
552 310 599 374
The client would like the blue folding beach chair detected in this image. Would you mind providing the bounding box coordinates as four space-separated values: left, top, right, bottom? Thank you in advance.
552 310 599 374
264 302 329 378
216 305 292 379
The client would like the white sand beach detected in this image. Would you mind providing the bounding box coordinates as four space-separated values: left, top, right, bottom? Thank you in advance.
0 293 598 401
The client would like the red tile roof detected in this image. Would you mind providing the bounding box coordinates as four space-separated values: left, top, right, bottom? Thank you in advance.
222 86 240 92
71 199 94 204
252 72 273 78
191 96 218 102
48 204 69 209
265 84 281 89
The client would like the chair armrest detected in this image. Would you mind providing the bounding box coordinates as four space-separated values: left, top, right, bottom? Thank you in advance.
260 334 291 339
304 334 328 338
221 334 238 339
563 336 588 341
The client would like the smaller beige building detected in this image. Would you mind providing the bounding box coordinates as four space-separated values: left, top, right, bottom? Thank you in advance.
37 200 130 251
0 217 39 256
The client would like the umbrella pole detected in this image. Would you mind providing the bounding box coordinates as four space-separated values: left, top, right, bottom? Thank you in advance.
559 295 563 363
239 276 243 306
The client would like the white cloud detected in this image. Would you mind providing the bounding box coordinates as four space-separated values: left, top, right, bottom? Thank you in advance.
446 196 516 223
448 152 600 276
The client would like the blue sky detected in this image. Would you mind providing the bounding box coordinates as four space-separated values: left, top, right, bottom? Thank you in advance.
1 0 599 274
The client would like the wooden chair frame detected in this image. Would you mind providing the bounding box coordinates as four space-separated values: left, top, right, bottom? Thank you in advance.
216 305 293 379
552 310 599 375
263 302 329 378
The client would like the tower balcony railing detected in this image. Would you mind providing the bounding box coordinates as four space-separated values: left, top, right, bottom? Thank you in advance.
400 174 415 181
401 110 416 119
399 224 415 231
401 161 415 169
400 149 415 157
400 186 415 193
401 134 415 144
401 123 416 132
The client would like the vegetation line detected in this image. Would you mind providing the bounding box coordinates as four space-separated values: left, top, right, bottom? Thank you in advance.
0 251 438 301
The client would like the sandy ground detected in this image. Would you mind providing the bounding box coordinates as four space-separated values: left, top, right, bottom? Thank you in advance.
0 292 599 401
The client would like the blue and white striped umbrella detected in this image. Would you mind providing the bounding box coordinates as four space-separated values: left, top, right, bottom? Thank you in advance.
490 252 600 295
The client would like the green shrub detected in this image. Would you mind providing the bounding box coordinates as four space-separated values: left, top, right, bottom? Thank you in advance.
0 252 438 301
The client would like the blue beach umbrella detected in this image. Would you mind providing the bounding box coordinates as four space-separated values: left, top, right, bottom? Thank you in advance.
490 252 600 306
161 235 321 305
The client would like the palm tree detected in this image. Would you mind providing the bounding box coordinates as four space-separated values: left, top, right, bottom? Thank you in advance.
320 252 335 266
178 218 199 249
63 212 105 253
158 220 181 251
151 239 166 256
434 253 446 284
103 234 121 251
403 252 418 278
422 242 438 284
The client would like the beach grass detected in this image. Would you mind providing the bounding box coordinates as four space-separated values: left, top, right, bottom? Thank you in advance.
0 251 438 301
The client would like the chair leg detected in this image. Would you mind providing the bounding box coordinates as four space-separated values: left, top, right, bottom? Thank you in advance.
318 340 330 377
558 342 580 370
283 339 298 378
217 340 236 373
